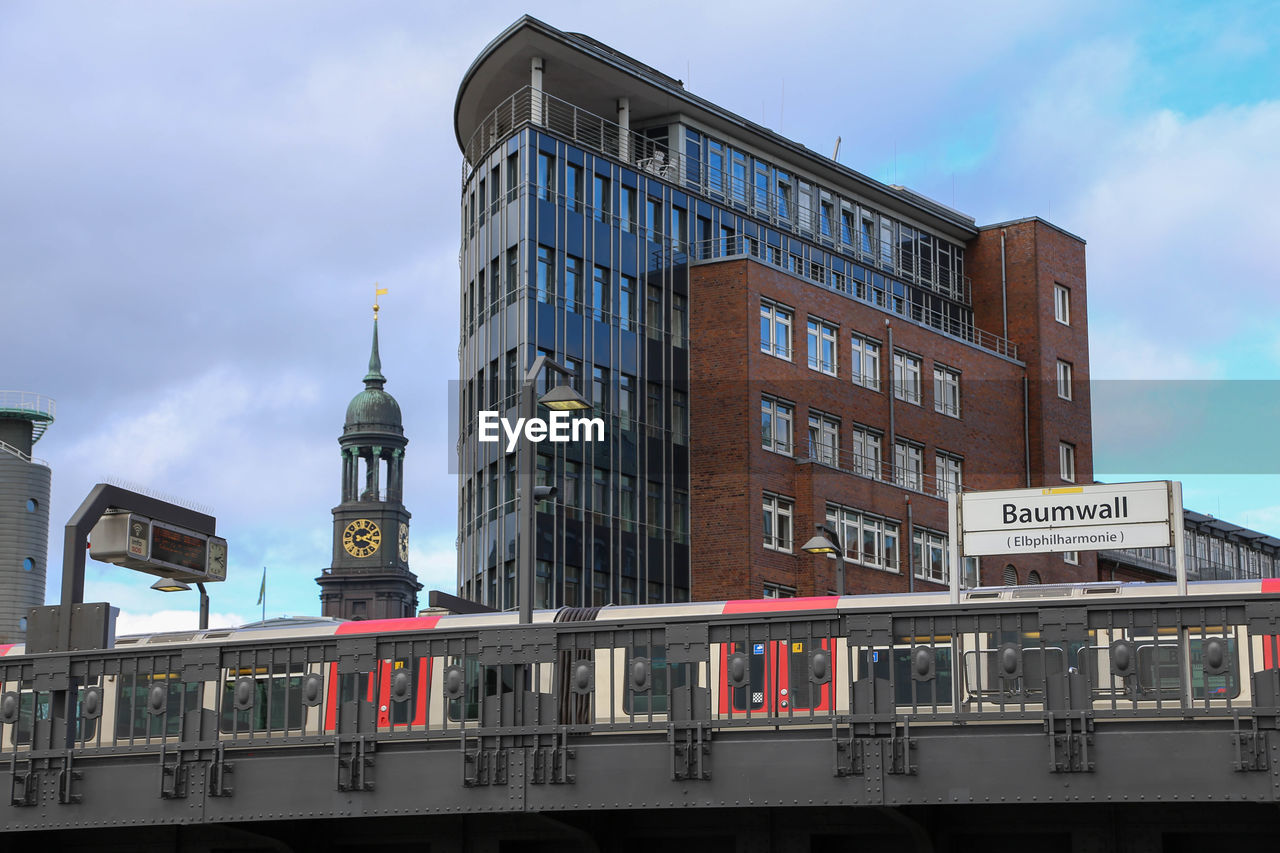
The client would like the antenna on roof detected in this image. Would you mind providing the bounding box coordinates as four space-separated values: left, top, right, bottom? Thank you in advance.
832 136 841 161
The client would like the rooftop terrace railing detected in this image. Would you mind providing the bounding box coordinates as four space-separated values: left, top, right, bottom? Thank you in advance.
462 87 975 308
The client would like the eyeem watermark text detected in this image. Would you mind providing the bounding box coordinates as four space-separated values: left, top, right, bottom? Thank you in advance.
478 411 605 452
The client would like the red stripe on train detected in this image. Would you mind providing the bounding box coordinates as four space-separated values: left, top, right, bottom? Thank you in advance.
0 644 14 657
334 616 441 635
723 596 839 614
1262 579 1280 594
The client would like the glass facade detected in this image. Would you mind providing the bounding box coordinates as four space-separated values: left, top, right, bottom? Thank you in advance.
458 128 692 610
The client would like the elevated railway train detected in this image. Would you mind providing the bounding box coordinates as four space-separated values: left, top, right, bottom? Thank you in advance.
3 578 1279 750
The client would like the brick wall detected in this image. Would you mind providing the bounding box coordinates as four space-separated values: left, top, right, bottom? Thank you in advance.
690 238 1095 602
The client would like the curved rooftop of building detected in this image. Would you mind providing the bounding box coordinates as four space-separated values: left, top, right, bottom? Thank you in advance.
454 15 978 241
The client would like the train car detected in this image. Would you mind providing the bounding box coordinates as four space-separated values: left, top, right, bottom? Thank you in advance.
3 578 1279 752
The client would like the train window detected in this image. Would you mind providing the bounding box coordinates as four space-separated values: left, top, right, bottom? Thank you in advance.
447 658 515 722
7 684 99 745
623 645 688 715
220 666 305 733
730 642 766 711
1133 637 1239 700
116 675 201 738
866 647 954 706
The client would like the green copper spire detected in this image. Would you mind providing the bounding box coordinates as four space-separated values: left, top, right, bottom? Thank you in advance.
363 316 386 388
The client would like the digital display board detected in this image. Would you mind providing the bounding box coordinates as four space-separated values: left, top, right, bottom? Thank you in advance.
150 523 207 572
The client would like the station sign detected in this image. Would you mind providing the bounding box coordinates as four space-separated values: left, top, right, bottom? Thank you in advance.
959 481 1174 557
89 512 228 582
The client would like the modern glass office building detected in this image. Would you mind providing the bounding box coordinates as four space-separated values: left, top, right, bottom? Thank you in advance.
454 18 1095 609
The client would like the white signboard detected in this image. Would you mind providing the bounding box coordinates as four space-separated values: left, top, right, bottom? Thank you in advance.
959 481 1173 557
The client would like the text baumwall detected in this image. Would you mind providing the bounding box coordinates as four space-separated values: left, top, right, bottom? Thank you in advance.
478 411 605 452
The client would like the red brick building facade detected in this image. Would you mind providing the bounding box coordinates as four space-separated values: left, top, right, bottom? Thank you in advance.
691 218 1095 600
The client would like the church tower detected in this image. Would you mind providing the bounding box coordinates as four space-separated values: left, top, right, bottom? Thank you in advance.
316 304 421 620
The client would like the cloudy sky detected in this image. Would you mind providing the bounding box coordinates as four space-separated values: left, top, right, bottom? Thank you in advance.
4 1 1278 634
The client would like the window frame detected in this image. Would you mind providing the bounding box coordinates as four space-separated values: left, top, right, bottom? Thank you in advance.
893 351 923 405
806 316 839 376
760 299 793 361
850 333 881 391
1059 441 1077 483
933 364 961 418
1054 284 1071 325
1057 360 1073 400
761 396 794 456
763 493 794 553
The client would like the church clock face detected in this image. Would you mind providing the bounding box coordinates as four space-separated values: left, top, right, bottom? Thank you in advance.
398 522 409 562
342 518 381 558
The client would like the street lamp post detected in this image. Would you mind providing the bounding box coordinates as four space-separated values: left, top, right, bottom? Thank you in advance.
802 523 845 596
518 355 590 624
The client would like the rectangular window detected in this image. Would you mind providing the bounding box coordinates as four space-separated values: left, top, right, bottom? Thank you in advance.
731 150 748 205
619 185 635 233
760 299 792 360
592 265 610 322
894 440 924 492
775 170 791 219
488 258 500 317
646 196 662 242
673 489 689 542
565 256 581 313
826 503 900 572
893 351 922 404
535 245 555 304
593 174 610 222
1064 551 1079 565
1059 442 1076 482
670 206 687 252
619 274 635 331
592 467 609 516
806 317 838 375
935 453 962 499
763 582 796 599
860 214 875 257
592 366 610 411
763 493 794 552
647 481 663 529
646 284 663 339
1057 360 1073 400
566 163 583 213
506 152 519 202
536 152 554 201
620 474 636 531
1055 284 1071 325
506 247 518 305
808 411 840 466
840 206 855 245
646 381 662 432
851 425 882 480
708 140 725 197
850 334 881 391
933 365 961 417
672 389 688 445
672 293 687 347
619 374 635 429
819 195 834 239
761 396 793 455
913 529 949 584
797 180 813 233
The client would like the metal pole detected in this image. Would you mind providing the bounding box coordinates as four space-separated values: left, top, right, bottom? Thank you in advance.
906 494 914 594
518 372 538 624
1171 480 1188 597
197 582 209 631
836 550 845 596
948 492 961 604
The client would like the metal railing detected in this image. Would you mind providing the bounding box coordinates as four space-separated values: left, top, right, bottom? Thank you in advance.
1 591 1274 763
0 438 47 466
697 235 1016 359
461 87 974 305
795 437 962 499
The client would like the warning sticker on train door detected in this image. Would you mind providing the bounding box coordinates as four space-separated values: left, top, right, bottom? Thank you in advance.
792 642 804 652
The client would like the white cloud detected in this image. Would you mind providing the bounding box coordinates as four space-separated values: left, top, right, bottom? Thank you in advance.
115 609 249 637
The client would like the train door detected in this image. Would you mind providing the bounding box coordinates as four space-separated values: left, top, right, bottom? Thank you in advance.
717 640 835 716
